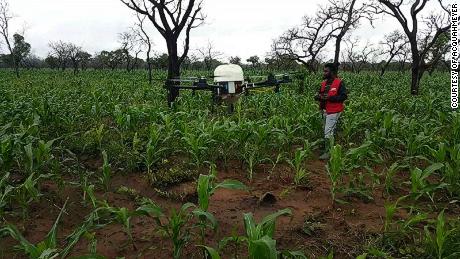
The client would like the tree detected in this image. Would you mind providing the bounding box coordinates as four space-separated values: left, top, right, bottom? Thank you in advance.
100 49 124 70
67 43 83 74
10 34 30 76
229 56 242 65
196 41 223 70
342 38 376 73
272 12 334 72
319 0 374 65
118 31 136 72
379 30 409 76
79 51 92 71
0 0 30 77
246 55 260 68
374 0 451 95
120 0 205 105
23 53 45 69
45 55 59 69
151 53 169 70
48 41 71 71
264 52 300 71
133 12 154 84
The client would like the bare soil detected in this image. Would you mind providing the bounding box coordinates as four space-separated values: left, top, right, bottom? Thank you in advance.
1 153 458 259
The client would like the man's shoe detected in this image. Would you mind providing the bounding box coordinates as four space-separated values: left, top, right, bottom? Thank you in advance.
319 137 332 160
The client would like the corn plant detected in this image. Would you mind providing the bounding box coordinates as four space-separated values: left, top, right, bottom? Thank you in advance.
409 163 446 201
0 135 14 172
143 125 169 183
99 150 111 192
326 145 345 204
286 147 310 187
81 175 97 208
384 162 406 196
14 172 42 220
196 165 247 244
0 172 13 218
240 208 294 259
219 227 244 259
423 210 458 259
0 199 68 259
104 206 137 249
84 124 105 152
136 199 195 259
242 142 270 181
181 130 214 167
383 196 407 233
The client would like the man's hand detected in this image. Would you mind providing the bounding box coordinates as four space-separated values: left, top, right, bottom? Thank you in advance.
315 93 328 101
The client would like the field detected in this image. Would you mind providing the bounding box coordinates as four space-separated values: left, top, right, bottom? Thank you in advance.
0 69 459 258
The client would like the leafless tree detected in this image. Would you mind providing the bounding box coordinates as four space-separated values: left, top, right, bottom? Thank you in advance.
272 13 334 72
379 30 409 76
49 41 71 71
342 38 376 73
118 31 136 72
133 12 154 84
67 43 83 74
374 0 451 94
320 0 374 66
0 0 29 77
120 0 205 105
0 0 12 56
196 41 222 70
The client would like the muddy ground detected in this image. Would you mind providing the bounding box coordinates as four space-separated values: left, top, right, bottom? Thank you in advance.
1 153 458 259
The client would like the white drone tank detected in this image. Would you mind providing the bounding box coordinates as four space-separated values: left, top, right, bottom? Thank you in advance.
214 64 244 94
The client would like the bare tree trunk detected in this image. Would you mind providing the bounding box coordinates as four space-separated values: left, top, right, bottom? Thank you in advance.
334 36 342 65
167 40 181 106
146 49 153 85
410 55 421 95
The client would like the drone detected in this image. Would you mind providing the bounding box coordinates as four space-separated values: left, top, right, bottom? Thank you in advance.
165 64 292 108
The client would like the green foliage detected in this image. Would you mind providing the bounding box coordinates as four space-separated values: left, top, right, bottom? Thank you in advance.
0 199 68 258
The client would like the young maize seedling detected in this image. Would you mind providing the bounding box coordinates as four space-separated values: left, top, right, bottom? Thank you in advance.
136 199 196 259
196 164 247 245
99 150 111 192
409 163 446 201
0 199 68 259
0 172 13 218
143 126 168 183
286 147 311 187
104 206 137 249
424 210 459 259
326 145 345 204
15 172 41 221
240 208 296 259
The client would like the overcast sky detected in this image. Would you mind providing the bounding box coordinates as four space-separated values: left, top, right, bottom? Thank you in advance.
3 0 449 62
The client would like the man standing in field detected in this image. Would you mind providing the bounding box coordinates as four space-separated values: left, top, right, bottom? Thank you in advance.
315 63 348 160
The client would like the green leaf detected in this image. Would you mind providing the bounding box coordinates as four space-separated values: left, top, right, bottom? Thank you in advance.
259 208 292 238
197 245 221 259
136 200 164 218
193 208 218 230
249 236 277 259
44 198 68 249
0 224 39 257
243 213 257 240
215 179 248 191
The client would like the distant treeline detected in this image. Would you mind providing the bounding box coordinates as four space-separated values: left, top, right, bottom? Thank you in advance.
0 52 449 74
